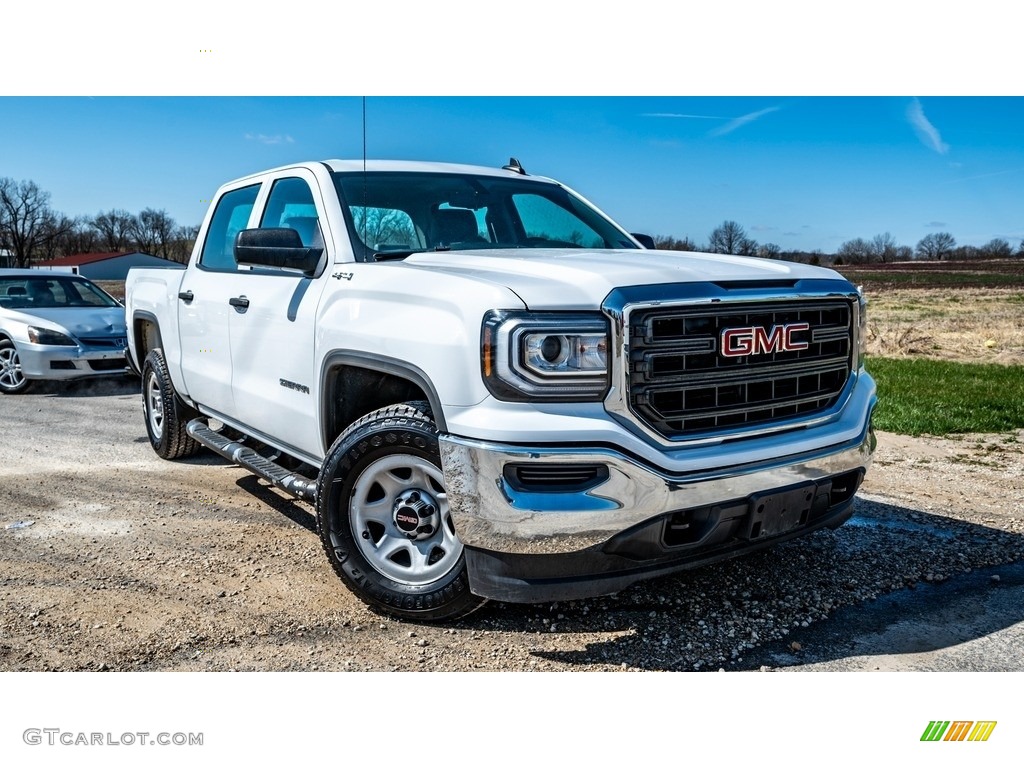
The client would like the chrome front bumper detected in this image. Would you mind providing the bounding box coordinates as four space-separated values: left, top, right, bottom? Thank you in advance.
440 419 876 557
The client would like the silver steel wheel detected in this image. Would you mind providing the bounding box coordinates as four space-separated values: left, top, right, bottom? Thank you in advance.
0 344 26 392
145 369 165 441
348 453 463 585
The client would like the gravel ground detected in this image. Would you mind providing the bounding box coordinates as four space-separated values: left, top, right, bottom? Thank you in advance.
1 376 1023 672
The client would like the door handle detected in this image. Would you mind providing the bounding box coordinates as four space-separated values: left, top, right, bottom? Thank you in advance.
229 296 250 310
178 290 194 302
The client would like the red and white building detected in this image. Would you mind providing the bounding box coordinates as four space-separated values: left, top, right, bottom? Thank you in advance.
32 252 185 280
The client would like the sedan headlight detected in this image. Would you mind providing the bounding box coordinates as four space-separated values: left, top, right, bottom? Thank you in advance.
28 326 77 346
482 311 609 401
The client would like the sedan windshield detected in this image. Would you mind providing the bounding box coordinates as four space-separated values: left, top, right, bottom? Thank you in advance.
333 171 640 261
0 276 120 310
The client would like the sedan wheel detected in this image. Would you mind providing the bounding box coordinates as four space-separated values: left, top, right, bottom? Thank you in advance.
0 339 31 394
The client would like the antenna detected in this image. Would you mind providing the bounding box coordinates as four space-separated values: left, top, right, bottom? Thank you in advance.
361 96 367 252
502 157 526 175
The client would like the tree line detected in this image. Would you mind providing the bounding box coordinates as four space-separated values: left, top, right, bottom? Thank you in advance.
0 177 199 268
5 175 1022 268
654 220 1024 264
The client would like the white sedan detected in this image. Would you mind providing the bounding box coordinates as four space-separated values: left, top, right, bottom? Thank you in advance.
0 270 128 394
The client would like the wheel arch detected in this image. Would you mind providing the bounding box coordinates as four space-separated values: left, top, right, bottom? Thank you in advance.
132 311 163 370
320 351 448 452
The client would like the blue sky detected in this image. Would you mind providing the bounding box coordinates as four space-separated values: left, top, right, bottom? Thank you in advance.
2 96 1021 253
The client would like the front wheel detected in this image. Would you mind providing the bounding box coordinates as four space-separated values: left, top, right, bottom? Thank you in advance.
0 339 31 394
316 402 486 621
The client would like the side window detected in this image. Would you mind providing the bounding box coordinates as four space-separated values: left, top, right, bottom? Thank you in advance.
511 194 607 248
199 184 260 270
260 177 323 248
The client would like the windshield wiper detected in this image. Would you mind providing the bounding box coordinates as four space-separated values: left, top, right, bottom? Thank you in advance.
373 250 417 262
373 245 457 262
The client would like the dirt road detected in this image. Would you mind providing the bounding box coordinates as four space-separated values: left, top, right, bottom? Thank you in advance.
2 377 1022 671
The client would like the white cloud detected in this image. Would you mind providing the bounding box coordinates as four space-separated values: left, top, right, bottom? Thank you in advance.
907 98 949 154
244 133 295 145
709 106 781 137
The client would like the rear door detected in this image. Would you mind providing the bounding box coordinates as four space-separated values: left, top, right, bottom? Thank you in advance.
177 182 261 417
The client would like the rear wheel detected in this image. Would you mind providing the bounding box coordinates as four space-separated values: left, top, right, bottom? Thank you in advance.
142 348 200 459
0 339 31 394
316 401 486 621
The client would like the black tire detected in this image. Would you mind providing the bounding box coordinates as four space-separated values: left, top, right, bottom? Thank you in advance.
141 348 200 459
316 401 486 621
0 338 31 394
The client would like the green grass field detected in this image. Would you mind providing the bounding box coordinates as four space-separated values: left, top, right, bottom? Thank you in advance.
868 357 1024 435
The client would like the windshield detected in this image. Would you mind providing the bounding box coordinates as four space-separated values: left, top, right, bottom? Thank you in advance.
333 171 639 261
0 276 120 310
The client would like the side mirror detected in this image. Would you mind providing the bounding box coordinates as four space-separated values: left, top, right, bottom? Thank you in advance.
631 233 657 249
234 228 324 274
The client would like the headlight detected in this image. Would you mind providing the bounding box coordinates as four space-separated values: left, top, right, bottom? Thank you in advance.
482 311 609 401
28 326 77 346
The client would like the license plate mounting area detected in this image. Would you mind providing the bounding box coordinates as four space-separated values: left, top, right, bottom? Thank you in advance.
744 482 824 540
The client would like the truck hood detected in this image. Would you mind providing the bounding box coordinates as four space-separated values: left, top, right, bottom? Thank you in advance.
402 248 848 309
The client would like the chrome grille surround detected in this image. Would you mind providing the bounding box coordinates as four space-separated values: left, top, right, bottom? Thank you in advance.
603 279 863 447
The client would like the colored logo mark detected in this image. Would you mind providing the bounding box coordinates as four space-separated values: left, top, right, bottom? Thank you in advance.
921 721 997 742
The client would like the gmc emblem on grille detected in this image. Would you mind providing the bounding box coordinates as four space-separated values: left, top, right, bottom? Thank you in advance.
720 322 810 357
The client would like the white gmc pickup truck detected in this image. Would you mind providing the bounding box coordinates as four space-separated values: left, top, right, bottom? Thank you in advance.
125 159 876 621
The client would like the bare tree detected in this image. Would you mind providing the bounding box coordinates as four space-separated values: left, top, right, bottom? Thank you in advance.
708 220 752 255
132 208 177 257
950 245 980 260
979 238 1012 259
653 235 698 251
91 209 137 252
870 232 899 263
167 224 200 264
915 232 957 260
757 243 782 259
0 177 56 267
895 245 913 262
58 218 102 256
837 237 874 264
37 212 78 261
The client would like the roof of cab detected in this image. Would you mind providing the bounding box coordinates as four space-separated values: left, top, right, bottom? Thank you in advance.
224 159 557 185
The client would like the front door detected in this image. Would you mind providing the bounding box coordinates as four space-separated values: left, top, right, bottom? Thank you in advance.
227 173 331 459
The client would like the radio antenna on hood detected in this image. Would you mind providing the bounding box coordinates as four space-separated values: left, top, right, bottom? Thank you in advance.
361 96 367 253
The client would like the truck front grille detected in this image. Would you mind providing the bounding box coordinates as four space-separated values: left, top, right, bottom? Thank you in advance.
627 300 853 439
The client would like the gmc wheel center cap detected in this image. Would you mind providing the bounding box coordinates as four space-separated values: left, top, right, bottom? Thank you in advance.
393 489 439 540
